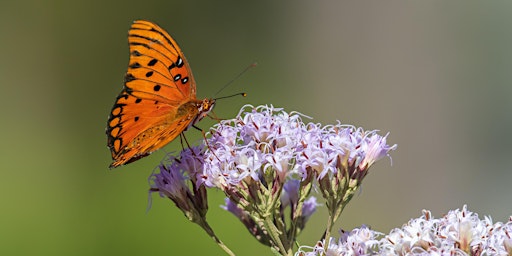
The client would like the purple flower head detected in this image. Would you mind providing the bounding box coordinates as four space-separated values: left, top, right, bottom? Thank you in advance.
150 163 189 206
150 146 202 199
281 179 300 208
302 196 319 220
304 124 397 180
201 105 307 190
149 146 208 222
221 197 245 219
201 105 396 189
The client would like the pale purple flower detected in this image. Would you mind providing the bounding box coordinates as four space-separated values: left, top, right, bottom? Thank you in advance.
281 179 300 208
302 196 319 220
379 205 509 255
149 146 208 222
296 225 382 256
150 146 203 202
150 164 190 209
297 206 512 256
358 132 395 168
221 198 245 219
202 105 311 188
201 105 396 189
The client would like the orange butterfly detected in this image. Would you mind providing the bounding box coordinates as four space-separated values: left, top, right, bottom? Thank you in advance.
106 20 215 168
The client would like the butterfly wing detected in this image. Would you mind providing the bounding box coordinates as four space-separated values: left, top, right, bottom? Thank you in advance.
107 20 199 168
125 20 196 102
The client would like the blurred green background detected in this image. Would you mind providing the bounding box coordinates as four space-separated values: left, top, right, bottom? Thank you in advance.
2 0 512 255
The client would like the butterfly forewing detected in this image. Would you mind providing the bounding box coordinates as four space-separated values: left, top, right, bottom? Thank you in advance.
106 20 208 168
126 20 196 102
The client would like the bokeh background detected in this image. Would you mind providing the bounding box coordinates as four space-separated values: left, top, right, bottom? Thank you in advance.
2 1 512 255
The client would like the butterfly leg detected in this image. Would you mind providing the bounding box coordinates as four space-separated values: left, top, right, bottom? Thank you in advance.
179 133 206 162
192 125 221 162
207 111 222 121
207 111 229 122
179 133 193 150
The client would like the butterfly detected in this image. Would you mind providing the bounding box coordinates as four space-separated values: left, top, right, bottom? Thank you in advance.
106 20 215 169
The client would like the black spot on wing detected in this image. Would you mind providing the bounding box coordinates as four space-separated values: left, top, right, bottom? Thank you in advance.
125 73 136 82
148 58 158 66
129 62 141 69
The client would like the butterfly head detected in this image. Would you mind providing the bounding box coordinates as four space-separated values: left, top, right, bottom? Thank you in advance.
198 98 216 120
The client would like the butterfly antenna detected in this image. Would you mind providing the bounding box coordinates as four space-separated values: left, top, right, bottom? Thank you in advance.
213 62 257 97
215 92 247 101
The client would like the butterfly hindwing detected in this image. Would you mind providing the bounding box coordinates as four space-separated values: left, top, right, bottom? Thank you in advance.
107 90 201 168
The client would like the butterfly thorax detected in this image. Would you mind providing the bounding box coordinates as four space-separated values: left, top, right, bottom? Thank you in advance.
178 98 216 131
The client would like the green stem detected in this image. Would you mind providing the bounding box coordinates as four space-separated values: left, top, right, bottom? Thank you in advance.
262 215 292 256
323 199 336 244
323 188 354 250
287 203 302 248
200 219 236 256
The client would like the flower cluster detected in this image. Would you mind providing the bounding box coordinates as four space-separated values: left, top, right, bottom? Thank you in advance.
382 205 512 255
296 225 382 256
296 205 512 256
149 105 396 256
149 146 208 225
202 105 396 188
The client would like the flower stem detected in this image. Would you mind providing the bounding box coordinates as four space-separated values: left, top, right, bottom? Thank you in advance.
262 215 292 256
200 219 236 256
323 201 335 244
323 186 352 249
